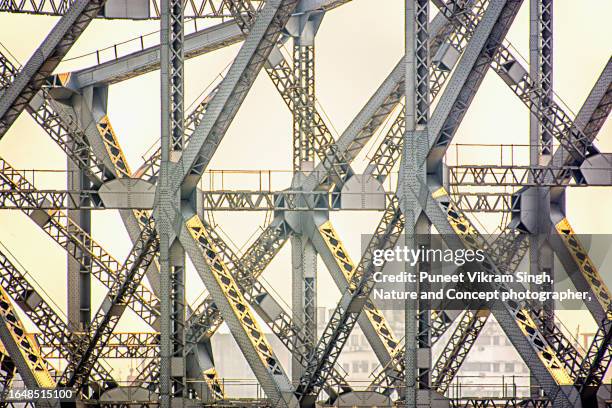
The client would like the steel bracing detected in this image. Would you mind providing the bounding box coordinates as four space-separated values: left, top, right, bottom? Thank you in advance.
0 0 610 407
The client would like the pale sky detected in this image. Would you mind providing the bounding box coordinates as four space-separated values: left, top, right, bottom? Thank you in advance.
0 0 611 381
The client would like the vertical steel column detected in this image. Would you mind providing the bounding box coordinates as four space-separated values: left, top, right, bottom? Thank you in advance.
292 42 316 173
529 1 554 397
67 140 91 331
291 235 317 383
159 0 186 406
403 0 430 405
529 0 554 320
292 24 318 382
531 0 553 159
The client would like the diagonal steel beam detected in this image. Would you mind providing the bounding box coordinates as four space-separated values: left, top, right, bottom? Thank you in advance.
0 287 55 390
61 224 158 392
394 0 581 404
0 157 161 329
67 0 350 88
297 197 404 405
169 0 300 194
0 0 107 139
180 214 298 407
431 59 612 393
0 248 115 396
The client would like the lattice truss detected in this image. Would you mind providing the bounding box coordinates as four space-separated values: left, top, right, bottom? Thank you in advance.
0 0 610 407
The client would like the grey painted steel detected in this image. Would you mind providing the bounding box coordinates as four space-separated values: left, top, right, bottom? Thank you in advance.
0 0 348 19
157 0 187 406
51 91 163 295
549 58 612 171
168 0 300 194
291 235 318 383
0 0 106 139
401 0 430 404
0 156 161 330
303 213 400 383
527 2 555 374
0 249 115 396
67 141 92 330
71 21 244 88
421 190 580 407
178 219 299 408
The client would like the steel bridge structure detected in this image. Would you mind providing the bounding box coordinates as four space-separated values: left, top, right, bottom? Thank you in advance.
0 0 610 407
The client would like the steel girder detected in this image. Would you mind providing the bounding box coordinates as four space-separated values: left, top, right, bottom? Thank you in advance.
401 0 432 404
529 0 554 158
450 192 514 213
60 224 159 392
0 0 266 19
0 287 56 395
0 248 115 395
431 57 612 396
0 343 17 402
0 158 161 329
69 21 245 88
157 0 187 404
551 57 612 169
38 332 159 360
181 214 299 408
395 0 581 405
154 1 302 406
296 197 404 405
0 0 107 139
448 165 611 187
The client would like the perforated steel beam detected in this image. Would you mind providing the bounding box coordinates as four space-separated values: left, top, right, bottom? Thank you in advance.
61 224 158 392
0 248 115 397
305 216 401 379
0 158 161 329
156 0 187 405
296 197 404 406
0 287 55 390
0 0 348 19
180 214 298 408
